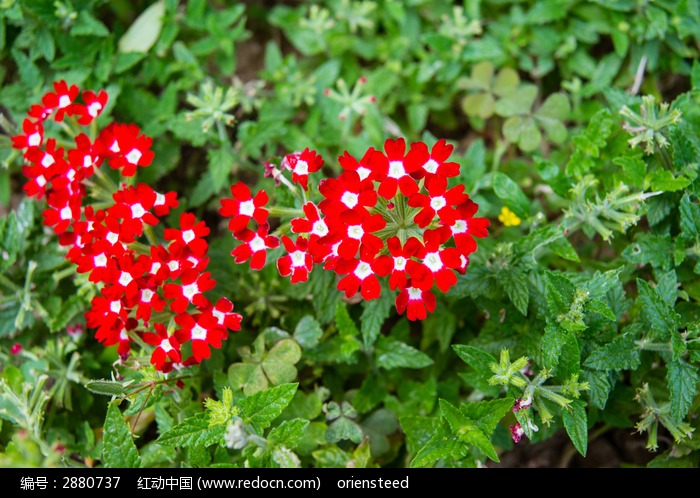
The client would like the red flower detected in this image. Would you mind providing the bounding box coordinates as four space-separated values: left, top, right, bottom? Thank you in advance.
11 119 43 150
395 285 436 321
42 190 82 234
407 139 460 180
105 253 146 299
322 210 385 259
86 287 128 333
98 124 154 176
164 269 216 313
41 80 80 122
338 148 376 182
291 202 329 239
174 313 225 362
231 224 279 270
219 182 269 232
287 148 323 191
129 277 166 322
203 297 243 332
335 246 382 300
153 190 179 217
164 212 210 257
110 184 159 233
75 90 108 125
318 170 377 217
372 236 423 291
67 134 101 179
143 323 181 370
370 138 420 199
75 240 118 282
277 235 314 283
446 200 490 255
411 230 462 292
407 175 467 228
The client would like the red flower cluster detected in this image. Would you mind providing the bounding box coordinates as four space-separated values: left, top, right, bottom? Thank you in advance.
14 81 241 372
227 138 489 321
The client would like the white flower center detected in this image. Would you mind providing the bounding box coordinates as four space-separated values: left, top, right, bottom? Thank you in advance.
430 196 447 211
94 253 107 267
388 160 406 179
36 175 47 188
41 154 55 168
125 149 142 165
109 300 122 314
212 309 225 324
67 169 76 181
341 191 359 208
118 272 133 287
28 133 41 147
182 283 199 300
290 250 306 267
167 260 179 271
394 256 407 271
154 192 165 206
88 102 102 117
131 203 146 219
294 160 309 175
348 225 364 240
83 155 94 168
423 158 439 174
460 255 467 268
249 235 266 253
151 261 162 274
109 140 120 153
452 219 468 234
119 330 129 341
191 324 207 341
239 200 255 217
312 220 328 237
424 252 443 272
59 206 72 220
105 232 118 245
58 95 71 108
330 241 341 257
182 229 195 244
354 262 372 280
160 338 173 353
357 166 371 181
141 289 154 303
408 287 423 300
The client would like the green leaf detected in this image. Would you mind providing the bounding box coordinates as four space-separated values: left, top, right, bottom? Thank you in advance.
648 169 691 192
499 267 529 315
452 344 497 378
495 84 537 117
411 421 465 467
536 93 570 143
102 402 140 468
459 398 514 435
293 315 323 349
680 194 700 241
118 0 165 53
207 147 233 192
157 412 226 448
407 103 428 132
267 418 309 449
583 369 612 410
335 302 359 337
586 299 615 321
492 172 530 219
360 291 393 347
562 400 588 457
325 417 364 444
439 399 498 461
637 279 681 340
584 329 641 371
85 380 129 397
545 271 576 316
262 339 301 385
239 383 298 431
503 116 542 151
375 336 433 370
71 10 110 37
666 359 699 424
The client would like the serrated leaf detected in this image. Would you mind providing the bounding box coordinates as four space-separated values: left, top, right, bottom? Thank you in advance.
459 398 514 435
239 383 298 431
667 359 699 424
85 380 128 397
118 0 165 53
439 399 498 461
545 271 576 316
268 418 309 449
102 402 140 468
637 279 680 340
492 172 530 219
375 336 433 369
584 329 641 371
452 344 497 378
583 369 612 410
648 169 691 192
360 291 392 347
400 416 439 454
71 10 110 37
680 194 700 241
293 315 323 349
586 299 615 321
411 421 465 467
500 268 529 315
156 412 226 448
562 400 588 457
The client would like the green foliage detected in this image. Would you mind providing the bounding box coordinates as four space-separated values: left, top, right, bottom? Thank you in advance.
2 0 700 470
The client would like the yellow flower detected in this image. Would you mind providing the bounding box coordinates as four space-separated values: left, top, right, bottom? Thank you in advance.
498 206 521 227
